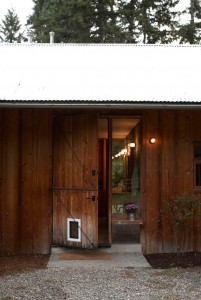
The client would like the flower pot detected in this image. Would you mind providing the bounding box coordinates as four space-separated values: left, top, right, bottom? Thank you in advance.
128 213 136 221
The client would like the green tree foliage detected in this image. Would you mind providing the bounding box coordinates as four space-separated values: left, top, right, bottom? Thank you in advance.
28 0 199 44
117 0 139 43
28 0 95 42
0 8 23 43
28 0 124 43
119 0 179 44
178 0 201 44
91 0 123 42
137 0 180 43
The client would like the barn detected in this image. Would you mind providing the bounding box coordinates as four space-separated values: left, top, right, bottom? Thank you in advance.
0 42 201 256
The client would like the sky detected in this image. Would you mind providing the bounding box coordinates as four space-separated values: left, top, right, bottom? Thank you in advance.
0 0 191 33
0 0 34 30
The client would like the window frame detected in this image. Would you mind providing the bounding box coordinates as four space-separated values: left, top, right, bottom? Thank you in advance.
193 142 201 191
193 159 201 190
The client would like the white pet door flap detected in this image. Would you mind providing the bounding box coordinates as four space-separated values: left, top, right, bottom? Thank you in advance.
67 218 81 242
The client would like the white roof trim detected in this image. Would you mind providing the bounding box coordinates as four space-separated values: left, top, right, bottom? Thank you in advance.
0 43 201 103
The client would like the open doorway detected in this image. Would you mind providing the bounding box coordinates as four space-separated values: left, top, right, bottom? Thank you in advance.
98 117 142 246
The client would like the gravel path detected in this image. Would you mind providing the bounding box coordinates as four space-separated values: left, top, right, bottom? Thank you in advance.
0 253 201 300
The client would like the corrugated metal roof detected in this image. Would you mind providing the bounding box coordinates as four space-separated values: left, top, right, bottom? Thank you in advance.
0 43 200 103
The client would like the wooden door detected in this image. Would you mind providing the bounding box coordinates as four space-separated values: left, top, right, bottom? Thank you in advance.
53 115 98 249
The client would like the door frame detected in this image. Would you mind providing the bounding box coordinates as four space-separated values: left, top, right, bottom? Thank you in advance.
98 115 142 246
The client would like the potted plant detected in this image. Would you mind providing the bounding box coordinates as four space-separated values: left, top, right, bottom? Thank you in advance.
124 202 138 220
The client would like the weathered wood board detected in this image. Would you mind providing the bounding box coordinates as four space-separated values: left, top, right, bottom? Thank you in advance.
53 115 98 249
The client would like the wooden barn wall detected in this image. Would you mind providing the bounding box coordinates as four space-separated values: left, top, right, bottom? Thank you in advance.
0 109 52 255
0 110 3 255
191 111 201 252
142 110 201 254
1 108 201 256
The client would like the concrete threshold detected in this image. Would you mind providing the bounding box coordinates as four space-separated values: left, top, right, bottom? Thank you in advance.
49 244 150 268
100 243 142 253
51 243 142 254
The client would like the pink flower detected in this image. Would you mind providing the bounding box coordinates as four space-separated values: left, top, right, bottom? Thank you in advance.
124 203 138 214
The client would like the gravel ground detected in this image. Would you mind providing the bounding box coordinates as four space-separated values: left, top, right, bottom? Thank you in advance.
0 253 201 300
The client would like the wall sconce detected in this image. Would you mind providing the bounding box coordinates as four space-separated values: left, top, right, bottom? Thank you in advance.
127 142 135 156
149 138 156 144
129 142 135 148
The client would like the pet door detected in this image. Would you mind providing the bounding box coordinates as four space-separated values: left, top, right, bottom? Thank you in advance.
67 218 81 242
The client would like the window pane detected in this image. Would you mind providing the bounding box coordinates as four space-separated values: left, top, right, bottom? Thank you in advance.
194 142 201 158
193 142 201 189
196 163 201 186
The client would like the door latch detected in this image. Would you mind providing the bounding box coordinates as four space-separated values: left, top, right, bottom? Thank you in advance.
92 170 96 176
86 195 96 201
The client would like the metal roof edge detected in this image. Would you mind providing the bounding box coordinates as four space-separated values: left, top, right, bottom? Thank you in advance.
1 102 201 110
0 43 200 48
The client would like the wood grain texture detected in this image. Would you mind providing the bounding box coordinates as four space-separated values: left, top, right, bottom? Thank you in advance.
142 110 161 254
53 115 98 249
2 110 20 255
1 108 201 255
192 111 201 251
174 111 193 194
142 110 200 254
20 110 52 254
32 110 52 254
20 110 35 253
159 110 176 252
0 109 53 255
0 111 3 255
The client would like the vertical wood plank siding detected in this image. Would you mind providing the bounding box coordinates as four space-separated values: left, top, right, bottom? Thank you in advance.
0 109 52 255
142 111 161 254
142 110 201 254
20 110 35 253
2 111 20 255
0 111 3 255
0 109 201 255
32 111 52 254
192 112 201 251
159 111 176 252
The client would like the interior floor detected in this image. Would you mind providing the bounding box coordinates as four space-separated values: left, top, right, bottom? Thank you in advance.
112 224 140 244
98 217 140 246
